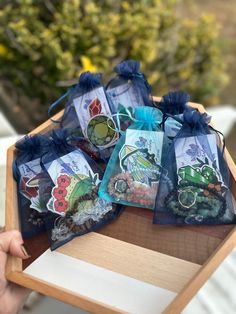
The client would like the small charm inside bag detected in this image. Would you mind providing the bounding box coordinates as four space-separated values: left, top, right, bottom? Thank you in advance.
99 106 164 209
154 108 236 225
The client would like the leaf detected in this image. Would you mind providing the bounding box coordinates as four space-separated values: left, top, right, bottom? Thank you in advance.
93 173 99 184
88 171 93 181
196 158 204 166
69 178 92 208
212 159 217 170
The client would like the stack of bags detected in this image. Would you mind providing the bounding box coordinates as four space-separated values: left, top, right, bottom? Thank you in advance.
13 60 236 250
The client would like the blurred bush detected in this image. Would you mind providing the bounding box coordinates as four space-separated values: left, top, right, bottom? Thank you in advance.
0 0 228 109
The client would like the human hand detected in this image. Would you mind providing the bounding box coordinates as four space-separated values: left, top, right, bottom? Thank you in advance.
0 230 31 314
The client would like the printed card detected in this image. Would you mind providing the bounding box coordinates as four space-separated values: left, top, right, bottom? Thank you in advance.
18 158 47 212
73 87 117 148
119 129 164 186
45 150 95 183
45 150 100 215
174 134 223 185
108 129 164 209
19 158 42 180
106 82 144 113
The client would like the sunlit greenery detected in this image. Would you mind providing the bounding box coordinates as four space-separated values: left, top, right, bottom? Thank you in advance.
0 0 228 105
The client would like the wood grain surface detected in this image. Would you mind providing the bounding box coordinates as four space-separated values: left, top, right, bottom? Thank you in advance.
5 146 22 274
98 208 233 265
57 232 200 293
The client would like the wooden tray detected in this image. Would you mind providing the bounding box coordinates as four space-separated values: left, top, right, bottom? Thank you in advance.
5 98 236 314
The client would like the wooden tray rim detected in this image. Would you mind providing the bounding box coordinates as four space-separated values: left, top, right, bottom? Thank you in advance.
5 98 236 313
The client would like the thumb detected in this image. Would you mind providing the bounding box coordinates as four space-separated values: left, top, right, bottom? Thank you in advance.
0 230 30 259
0 230 30 282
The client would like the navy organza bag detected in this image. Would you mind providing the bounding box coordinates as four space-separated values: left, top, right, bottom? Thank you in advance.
41 129 122 250
159 91 190 153
60 71 118 150
13 135 51 239
154 108 236 225
59 72 100 129
159 91 189 117
106 60 153 130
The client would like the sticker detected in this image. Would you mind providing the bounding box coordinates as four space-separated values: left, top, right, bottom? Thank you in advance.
45 150 101 216
86 114 117 148
171 134 229 222
108 129 164 208
174 134 223 184
73 87 117 148
18 158 50 213
106 82 144 113
124 129 164 165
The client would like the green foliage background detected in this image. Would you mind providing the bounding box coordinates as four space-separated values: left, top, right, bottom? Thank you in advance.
0 0 228 107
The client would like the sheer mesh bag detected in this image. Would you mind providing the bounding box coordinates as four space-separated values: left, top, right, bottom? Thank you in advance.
99 106 164 209
41 129 122 249
154 108 236 225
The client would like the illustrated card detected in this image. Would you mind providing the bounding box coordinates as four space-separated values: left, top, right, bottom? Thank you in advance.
124 129 164 164
174 134 223 184
45 150 96 184
44 150 101 215
18 158 46 212
112 129 164 209
106 82 144 113
73 87 117 148
19 158 42 180
119 129 164 186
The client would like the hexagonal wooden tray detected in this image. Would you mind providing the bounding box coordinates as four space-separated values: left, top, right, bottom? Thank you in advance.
5 98 236 313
